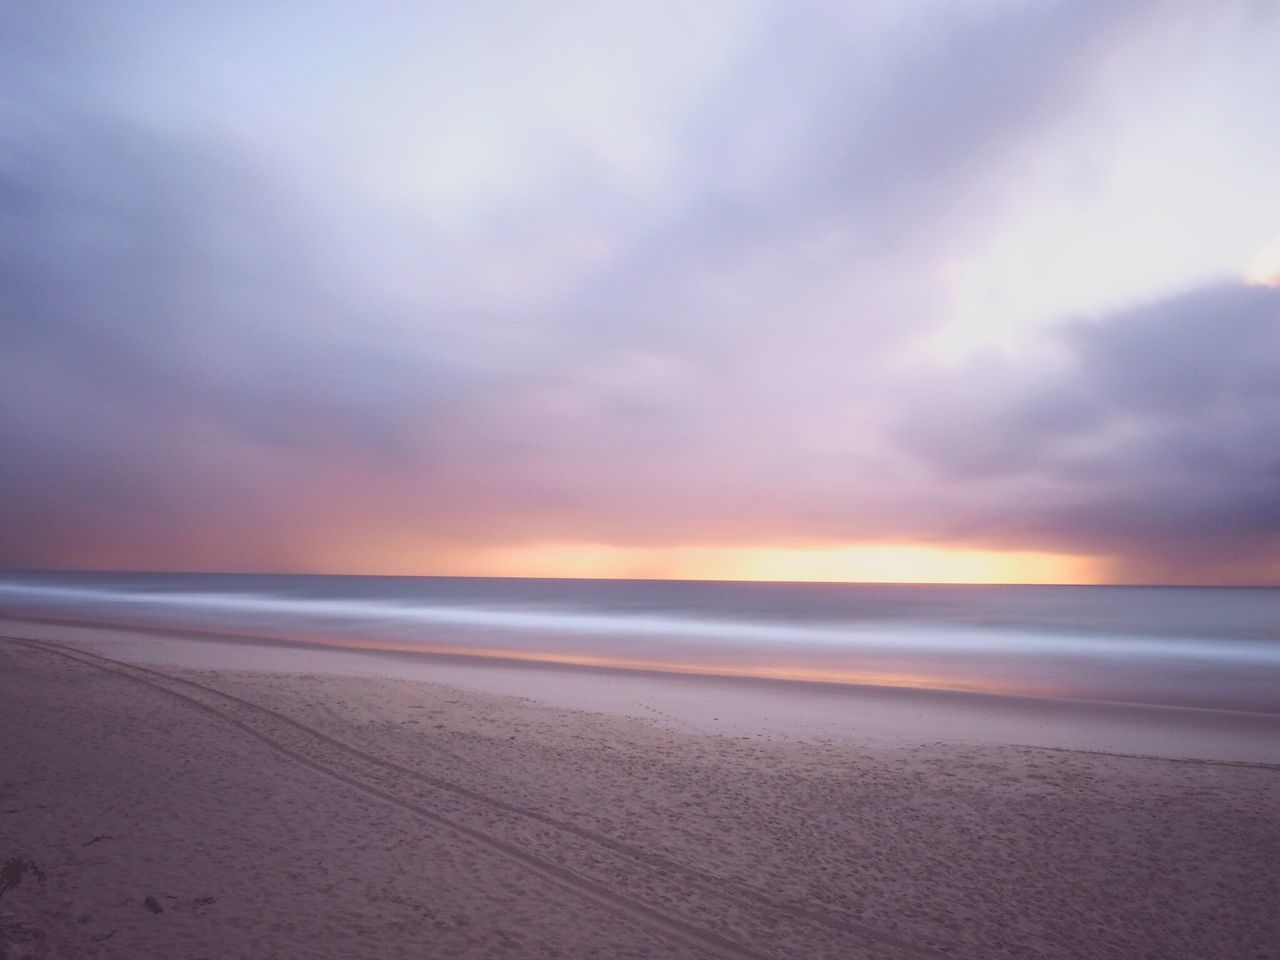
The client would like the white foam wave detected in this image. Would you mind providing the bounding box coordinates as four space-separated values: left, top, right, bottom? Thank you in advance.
1 579 1277 665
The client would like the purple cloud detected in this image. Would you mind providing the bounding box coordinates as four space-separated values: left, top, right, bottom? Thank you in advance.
1 1 1277 581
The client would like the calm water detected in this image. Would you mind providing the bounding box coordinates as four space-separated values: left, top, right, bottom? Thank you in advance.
2 572 1278 713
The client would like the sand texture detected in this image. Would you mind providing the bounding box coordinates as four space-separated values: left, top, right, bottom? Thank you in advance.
1 633 1278 959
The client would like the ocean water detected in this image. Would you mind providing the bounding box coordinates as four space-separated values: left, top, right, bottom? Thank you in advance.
1 572 1278 713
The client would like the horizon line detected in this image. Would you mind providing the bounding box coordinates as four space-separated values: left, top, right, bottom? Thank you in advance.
3 567 1278 590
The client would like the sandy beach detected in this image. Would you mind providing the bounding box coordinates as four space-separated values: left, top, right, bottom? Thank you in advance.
2 620 1278 959
8 3 1280 957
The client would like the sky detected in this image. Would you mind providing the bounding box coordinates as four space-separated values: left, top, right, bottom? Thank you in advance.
2 0 1279 584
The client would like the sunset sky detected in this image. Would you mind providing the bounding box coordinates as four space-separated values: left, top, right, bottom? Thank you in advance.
2 1 1279 584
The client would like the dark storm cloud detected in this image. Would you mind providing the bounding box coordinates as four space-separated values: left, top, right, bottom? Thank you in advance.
896 283 1280 580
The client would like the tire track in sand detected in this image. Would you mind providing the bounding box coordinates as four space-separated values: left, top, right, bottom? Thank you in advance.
1 634 948 960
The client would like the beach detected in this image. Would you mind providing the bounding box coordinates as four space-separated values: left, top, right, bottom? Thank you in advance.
8 4 1280 957
2 619 1278 959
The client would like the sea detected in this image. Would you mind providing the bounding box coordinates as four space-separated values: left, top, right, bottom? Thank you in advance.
1 572 1277 714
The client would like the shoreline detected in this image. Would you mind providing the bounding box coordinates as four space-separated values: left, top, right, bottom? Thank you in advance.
4 615 1279 764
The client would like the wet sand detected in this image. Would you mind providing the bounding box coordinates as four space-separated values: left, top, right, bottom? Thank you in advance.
6 616 1280 764
1 620 1278 958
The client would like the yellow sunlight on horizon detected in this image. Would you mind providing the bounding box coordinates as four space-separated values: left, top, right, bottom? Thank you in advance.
464 542 1101 584
1244 237 1280 288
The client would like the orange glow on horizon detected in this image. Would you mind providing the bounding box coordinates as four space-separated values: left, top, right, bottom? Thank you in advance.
311 636 1034 696
419 541 1103 585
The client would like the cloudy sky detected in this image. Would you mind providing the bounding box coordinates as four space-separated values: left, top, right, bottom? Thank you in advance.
3 0 1279 583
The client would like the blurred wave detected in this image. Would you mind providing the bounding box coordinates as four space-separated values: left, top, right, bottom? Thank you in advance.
2 573 1277 712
